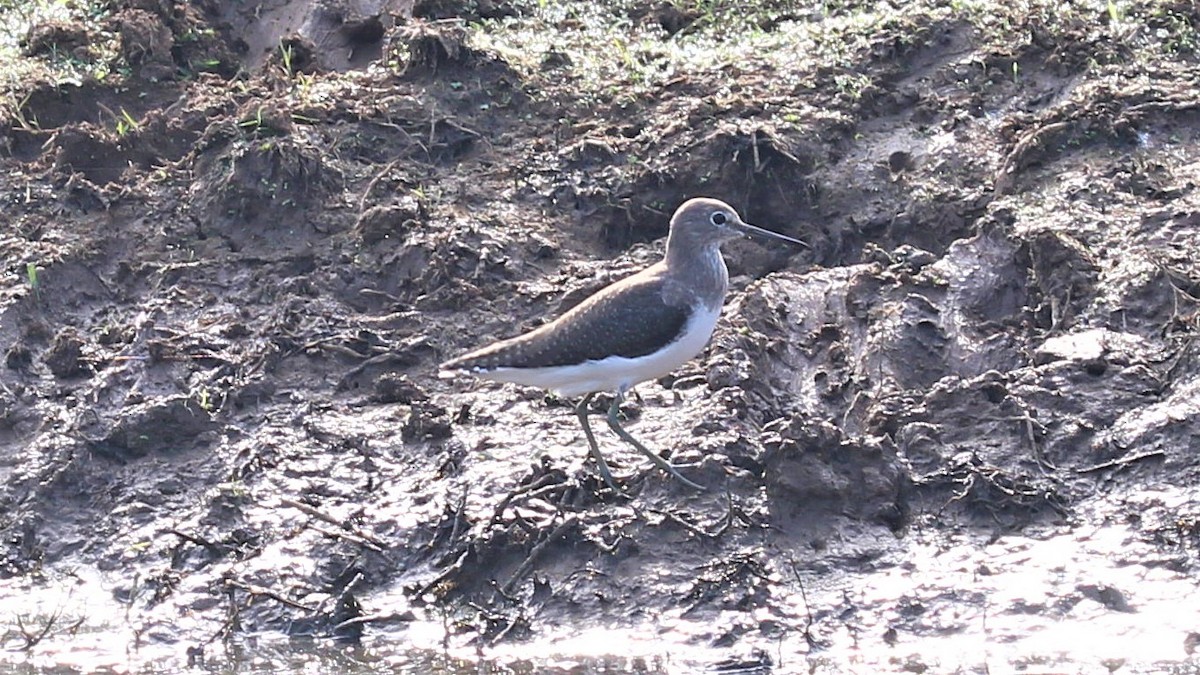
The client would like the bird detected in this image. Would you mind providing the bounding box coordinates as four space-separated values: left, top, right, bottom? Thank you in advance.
440 197 805 490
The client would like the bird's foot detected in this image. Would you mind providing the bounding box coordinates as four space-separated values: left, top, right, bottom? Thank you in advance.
586 453 635 498
644 454 706 491
604 395 706 491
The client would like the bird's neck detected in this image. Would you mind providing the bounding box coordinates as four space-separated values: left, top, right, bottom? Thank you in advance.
664 240 729 310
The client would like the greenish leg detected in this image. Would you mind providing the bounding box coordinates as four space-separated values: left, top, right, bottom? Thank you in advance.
605 390 705 491
575 392 619 490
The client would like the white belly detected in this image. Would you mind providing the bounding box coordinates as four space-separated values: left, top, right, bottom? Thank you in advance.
478 304 722 397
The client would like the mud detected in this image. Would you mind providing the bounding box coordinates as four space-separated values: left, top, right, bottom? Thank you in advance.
1 0 1198 672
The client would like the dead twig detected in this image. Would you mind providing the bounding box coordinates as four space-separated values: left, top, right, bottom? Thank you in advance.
594 531 626 554
280 497 388 551
645 490 737 539
225 579 314 612
438 116 482 139
415 545 473 599
1076 449 1166 474
331 571 364 609
337 352 419 389
308 524 386 553
358 158 402 214
333 610 416 632
995 120 1072 194
501 516 579 595
12 611 60 651
787 558 820 651
447 489 468 546
170 528 225 551
488 472 567 528
488 578 521 605
487 611 525 645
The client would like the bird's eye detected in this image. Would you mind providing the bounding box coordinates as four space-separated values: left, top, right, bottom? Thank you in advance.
710 211 728 226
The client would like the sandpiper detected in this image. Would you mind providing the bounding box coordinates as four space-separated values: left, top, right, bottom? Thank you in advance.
441 198 805 490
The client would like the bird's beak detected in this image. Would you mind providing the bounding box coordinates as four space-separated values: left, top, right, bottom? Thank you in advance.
733 219 808 248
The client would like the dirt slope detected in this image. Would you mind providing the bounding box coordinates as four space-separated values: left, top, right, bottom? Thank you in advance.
1 0 1198 672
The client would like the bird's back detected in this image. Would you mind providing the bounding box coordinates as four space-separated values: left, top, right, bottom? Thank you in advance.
442 264 694 374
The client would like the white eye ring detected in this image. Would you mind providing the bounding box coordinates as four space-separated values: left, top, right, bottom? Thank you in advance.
710 211 729 226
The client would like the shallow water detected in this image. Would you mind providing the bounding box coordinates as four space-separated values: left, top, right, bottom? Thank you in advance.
5 491 1200 675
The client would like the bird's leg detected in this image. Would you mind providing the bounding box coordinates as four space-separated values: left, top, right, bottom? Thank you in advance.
574 392 619 491
605 390 705 491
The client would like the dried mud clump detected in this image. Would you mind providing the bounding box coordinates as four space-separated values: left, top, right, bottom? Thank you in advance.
114 8 175 77
265 36 320 76
21 20 94 59
190 124 342 234
627 2 703 36
85 397 217 460
50 125 129 186
762 415 909 531
120 0 238 77
411 0 517 21
4 343 33 371
353 197 425 246
1021 228 1102 331
397 22 495 76
44 328 89 379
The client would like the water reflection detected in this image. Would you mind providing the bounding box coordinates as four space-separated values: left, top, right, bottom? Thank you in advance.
1 637 676 675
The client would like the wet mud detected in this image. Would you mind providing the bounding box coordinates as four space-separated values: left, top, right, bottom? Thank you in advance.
1 0 1198 672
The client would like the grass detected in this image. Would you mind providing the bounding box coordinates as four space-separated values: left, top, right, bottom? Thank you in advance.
0 0 117 91
278 40 295 78
114 107 138 135
25 262 39 299
467 0 1197 108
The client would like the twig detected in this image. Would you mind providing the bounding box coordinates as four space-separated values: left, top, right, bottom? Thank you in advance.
488 578 521 605
225 579 314 612
13 610 60 651
787 558 819 651
995 120 1072 194
309 524 385 553
448 489 468 545
488 472 566 527
373 119 429 158
501 516 578 595
333 611 415 632
415 545 472 599
170 528 224 550
337 352 417 388
332 572 364 611
648 491 736 539
488 612 524 645
594 531 625 554
280 497 388 550
358 158 401 214
1076 449 1166 474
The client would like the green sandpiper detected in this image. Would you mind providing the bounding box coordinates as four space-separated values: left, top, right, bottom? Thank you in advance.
441 197 805 490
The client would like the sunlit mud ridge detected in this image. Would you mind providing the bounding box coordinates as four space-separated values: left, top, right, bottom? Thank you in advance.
1 0 1198 672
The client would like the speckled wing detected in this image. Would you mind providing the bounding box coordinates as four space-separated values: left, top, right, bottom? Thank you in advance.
443 272 693 371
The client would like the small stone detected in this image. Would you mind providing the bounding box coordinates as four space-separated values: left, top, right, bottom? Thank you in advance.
45 328 89 378
374 373 429 404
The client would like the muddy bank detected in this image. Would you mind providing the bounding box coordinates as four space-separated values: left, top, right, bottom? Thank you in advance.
1 0 1199 672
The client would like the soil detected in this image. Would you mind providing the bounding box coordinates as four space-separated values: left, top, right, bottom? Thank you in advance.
1 0 1199 672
